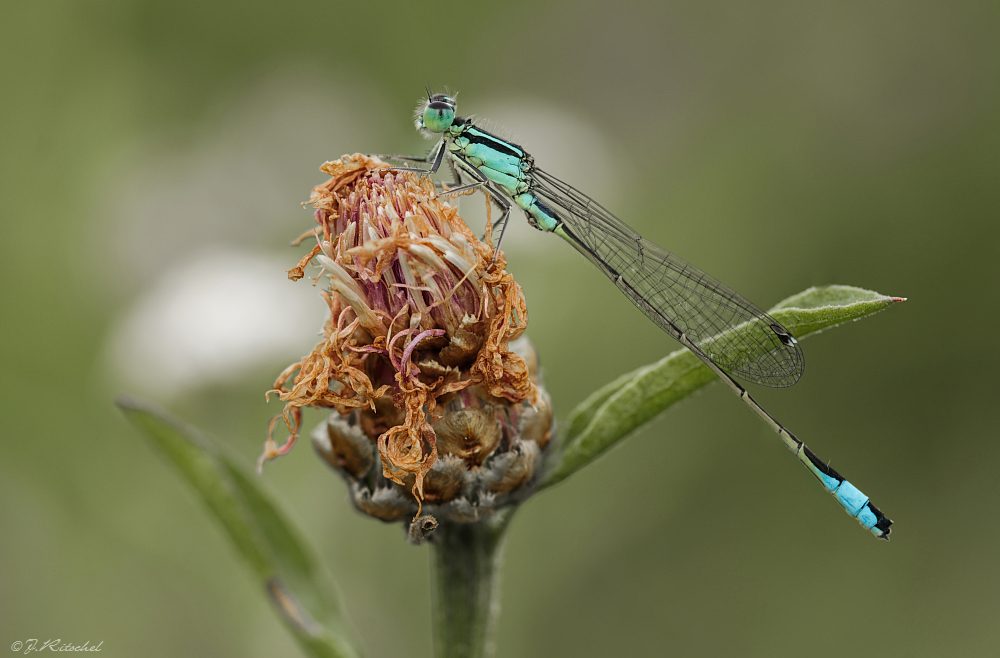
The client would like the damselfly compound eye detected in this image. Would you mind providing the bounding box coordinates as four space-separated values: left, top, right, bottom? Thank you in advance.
422 100 456 134
429 94 456 108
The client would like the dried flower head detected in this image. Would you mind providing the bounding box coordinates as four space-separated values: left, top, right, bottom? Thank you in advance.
261 154 552 527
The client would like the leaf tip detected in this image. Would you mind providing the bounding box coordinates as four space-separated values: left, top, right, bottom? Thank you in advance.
890 297 907 302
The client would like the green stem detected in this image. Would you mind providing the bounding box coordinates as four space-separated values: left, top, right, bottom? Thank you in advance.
431 515 511 658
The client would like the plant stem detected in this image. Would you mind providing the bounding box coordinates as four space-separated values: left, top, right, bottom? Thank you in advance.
431 515 511 658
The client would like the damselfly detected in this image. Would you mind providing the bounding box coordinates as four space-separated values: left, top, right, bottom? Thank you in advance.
386 92 891 539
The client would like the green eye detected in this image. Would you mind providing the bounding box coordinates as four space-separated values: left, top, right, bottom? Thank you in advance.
422 100 456 133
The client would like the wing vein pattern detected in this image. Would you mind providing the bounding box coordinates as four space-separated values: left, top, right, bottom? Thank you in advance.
532 168 804 388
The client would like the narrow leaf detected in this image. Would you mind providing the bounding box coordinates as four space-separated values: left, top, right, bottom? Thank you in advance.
118 395 361 658
542 285 903 488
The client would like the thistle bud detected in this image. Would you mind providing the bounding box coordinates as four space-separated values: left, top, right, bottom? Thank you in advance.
262 155 553 538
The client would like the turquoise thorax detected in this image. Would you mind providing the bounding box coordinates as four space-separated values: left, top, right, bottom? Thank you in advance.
447 124 559 232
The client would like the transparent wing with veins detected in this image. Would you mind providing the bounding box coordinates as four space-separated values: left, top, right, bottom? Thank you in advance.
532 168 804 388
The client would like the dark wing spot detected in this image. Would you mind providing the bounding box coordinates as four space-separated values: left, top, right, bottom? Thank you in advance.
770 323 797 346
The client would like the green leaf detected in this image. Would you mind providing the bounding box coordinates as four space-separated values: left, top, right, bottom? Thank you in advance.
541 285 904 488
118 396 361 658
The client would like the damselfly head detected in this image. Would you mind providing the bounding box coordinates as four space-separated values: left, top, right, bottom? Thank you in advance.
414 93 457 137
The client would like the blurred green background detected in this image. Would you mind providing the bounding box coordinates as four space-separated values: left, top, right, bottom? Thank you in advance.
4 1 999 656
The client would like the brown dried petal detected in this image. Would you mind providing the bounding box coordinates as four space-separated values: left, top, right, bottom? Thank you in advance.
264 154 538 514
439 319 488 367
393 454 467 504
